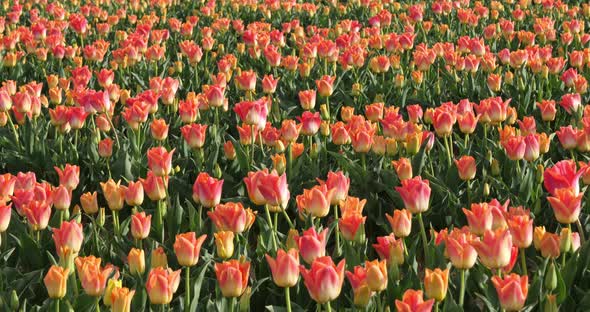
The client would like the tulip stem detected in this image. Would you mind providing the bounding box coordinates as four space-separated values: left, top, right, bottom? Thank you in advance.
434 301 439 312
520 248 527 276
265 205 278 252
417 213 428 263
95 296 100 312
157 200 164 243
281 209 294 229
185 266 190 312
6 113 20 150
459 269 466 306
576 219 586 244
334 205 342 257
325 301 332 312
285 287 292 312
112 210 120 236
444 136 452 167
228 297 236 312
250 125 255 168
54 299 60 312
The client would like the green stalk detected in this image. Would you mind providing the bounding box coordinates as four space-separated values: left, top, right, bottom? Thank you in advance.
520 248 527 276
325 301 332 312
184 266 191 312
334 205 342 257
576 219 586 244
281 209 295 229
265 205 278 252
459 269 466 306
417 213 428 263
285 287 292 312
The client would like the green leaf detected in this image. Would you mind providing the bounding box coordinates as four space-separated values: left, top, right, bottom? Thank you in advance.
189 260 211 312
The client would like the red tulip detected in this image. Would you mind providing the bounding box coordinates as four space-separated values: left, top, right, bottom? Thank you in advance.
395 289 435 312
54 164 80 191
98 138 113 158
373 234 405 266
214 259 250 297
265 248 300 288
547 188 583 224
257 170 290 210
262 75 279 94
543 160 583 196
234 98 269 130
395 176 431 214
181 123 208 149
492 274 528 312
294 227 328 264
192 172 223 208
235 70 256 91
53 220 84 254
300 256 345 304
297 111 321 136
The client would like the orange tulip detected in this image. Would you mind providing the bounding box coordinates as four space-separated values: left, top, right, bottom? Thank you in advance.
192 172 223 208
265 248 300 288
315 75 335 97
472 228 513 269
395 289 435 312
110 287 135 312
140 172 167 201
214 259 250 297
146 267 181 304
346 266 373 307
146 147 174 177
75 256 113 297
463 203 493 236
150 118 169 141
173 232 207 267
181 123 208 149
100 179 125 211
506 213 533 248
151 247 168 269
446 229 478 269
365 259 387 292
104 279 122 307
23 200 51 231
539 232 561 259
492 274 528 312
373 234 405 266
547 188 583 224
128 248 145 275
424 268 449 301
296 185 334 218
391 158 413 181
386 209 412 238
455 156 477 181
300 256 345 304
208 202 255 233
44 265 69 299
131 212 151 240
122 181 144 207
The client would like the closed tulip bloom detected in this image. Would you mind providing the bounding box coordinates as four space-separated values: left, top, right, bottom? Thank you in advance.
208 202 252 233
533 226 546 250
373 234 405 266
0 203 11 232
98 138 113 158
75 256 113 297
298 89 316 110
122 181 144 207
446 230 478 269
100 179 125 211
559 228 573 253
151 247 168 269
395 176 431 214
44 265 69 299
150 119 169 141
173 232 207 267
365 259 387 292
243 169 270 205
110 287 135 312
214 231 235 259
300 256 345 304
55 164 80 191
181 124 208 149
457 112 479 134
146 147 175 176
463 203 493 236
432 109 456 137
140 172 168 201
294 227 328 264
472 228 513 269
296 185 334 218
539 232 560 259
502 136 526 160
0 173 15 198
492 274 528 312
315 75 335 97
346 266 373 307
258 170 290 210
223 141 236 160
52 220 84 254
52 185 71 211
128 248 145 275
233 98 269 129
537 100 556 122
424 268 449 301
339 211 366 241
297 111 321 136
547 188 583 224
325 171 350 205
455 156 476 181
131 212 151 240
392 158 413 181
214 259 250 297
192 172 223 208
386 209 412 238
265 248 300 288
350 129 373 153
23 200 51 231
506 214 533 248
145 267 181 304
395 289 435 312
80 192 98 214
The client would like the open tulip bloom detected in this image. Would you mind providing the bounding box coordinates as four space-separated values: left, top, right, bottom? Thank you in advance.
2 1 590 311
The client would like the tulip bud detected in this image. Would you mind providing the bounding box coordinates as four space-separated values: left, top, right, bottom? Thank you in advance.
320 104 330 120
104 279 122 306
213 163 223 179
483 183 490 197
560 228 572 253
214 231 235 259
310 143 319 159
544 261 557 291
352 83 362 96
536 164 544 184
286 229 298 250
151 246 168 269
491 159 501 176
10 290 18 311
128 248 146 275
98 207 106 227
72 205 82 223
239 287 252 311
320 121 330 137
275 140 286 153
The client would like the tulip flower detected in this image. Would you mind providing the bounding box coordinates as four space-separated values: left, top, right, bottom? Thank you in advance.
294 227 328 264
395 289 435 312
54 164 80 191
75 256 113 297
122 181 144 207
146 267 181 305
173 232 207 267
181 123 208 149
395 176 431 214
455 156 476 181
296 185 334 218
52 220 84 255
192 172 223 208
386 209 412 238
346 266 373 307
462 203 493 236
151 247 168 269
100 179 125 211
214 231 235 259
266 248 299 311
547 188 583 224
325 171 350 205
128 248 145 275
52 185 71 212
424 268 449 302
365 259 387 292
214 259 250 297
130 212 151 241
492 274 528 312
208 202 255 233
391 158 413 181
373 234 405 266
44 265 69 299
0 203 12 233
146 147 175 177
23 200 51 232
110 287 135 312
539 232 561 259
472 228 513 270
543 160 583 196
300 256 345 305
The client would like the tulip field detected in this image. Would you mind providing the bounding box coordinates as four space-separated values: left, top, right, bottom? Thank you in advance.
2 0 590 311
